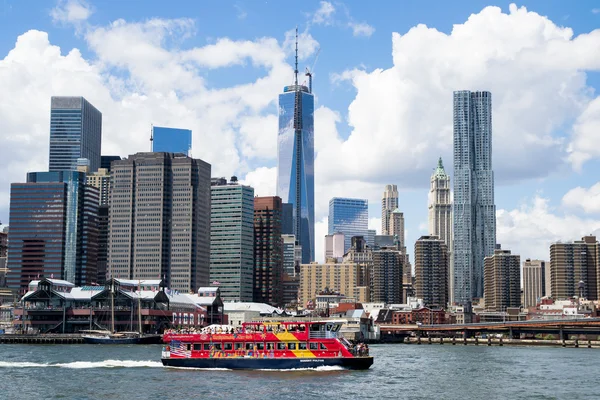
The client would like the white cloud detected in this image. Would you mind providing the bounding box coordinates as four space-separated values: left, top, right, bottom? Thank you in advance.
312 1 335 25
562 182 600 214
497 195 600 261
325 4 600 188
314 217 329 263
238 114 278 160
593 9 600 14
240 167 276 197
567 96 600 170
368 217 381 234
50 0 93 24
349 22 375 37
283 29 319 61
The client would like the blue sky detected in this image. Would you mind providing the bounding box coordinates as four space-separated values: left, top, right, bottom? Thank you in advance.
1 0 600 264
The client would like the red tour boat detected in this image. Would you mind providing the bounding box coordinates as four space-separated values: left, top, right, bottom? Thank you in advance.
161 320 373 370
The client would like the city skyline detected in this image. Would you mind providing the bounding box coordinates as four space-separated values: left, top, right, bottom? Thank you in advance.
2 1 600 269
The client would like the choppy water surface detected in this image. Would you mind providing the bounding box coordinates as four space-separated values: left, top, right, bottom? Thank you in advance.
0 343 596 399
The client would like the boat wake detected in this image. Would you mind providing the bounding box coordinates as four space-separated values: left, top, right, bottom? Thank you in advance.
0 360 163 369
257 366 345 372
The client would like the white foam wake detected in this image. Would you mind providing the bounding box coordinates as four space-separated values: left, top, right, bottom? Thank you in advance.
257 366 345 372
0 360 163 369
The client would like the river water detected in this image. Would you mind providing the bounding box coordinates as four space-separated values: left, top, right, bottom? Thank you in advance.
0 343 596 399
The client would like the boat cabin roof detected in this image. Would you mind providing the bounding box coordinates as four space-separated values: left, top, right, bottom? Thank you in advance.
242 320 345 328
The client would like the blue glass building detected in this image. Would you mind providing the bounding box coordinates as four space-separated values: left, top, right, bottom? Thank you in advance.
276 83 315 264
49 97 102 173
152 126 192 154
328 198 369 254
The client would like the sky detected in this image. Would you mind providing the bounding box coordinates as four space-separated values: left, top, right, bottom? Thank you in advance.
1 0 600 266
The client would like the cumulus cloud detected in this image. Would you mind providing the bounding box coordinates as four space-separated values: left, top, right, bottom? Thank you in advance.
562 182 600 213
349 22 375 37
497 195 600 261
312 1 335 25
50 0 93 24
327 4 600 188
567 97 600 170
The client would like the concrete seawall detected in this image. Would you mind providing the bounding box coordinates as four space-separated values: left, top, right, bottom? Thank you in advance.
405 336 600 348
0 334 85 344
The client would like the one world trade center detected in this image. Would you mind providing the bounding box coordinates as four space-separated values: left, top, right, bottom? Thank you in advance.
276 29 315 264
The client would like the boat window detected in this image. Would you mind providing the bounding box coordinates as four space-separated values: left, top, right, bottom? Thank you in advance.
326 324 332 331
309 343 318 350
266 342 275 350
288 342 297 350
332 325 341 332
186 344 191 351
234 342 243 350
246 342 254 350
277 342 286 350
256 343 265 350
320 343 328 350
299 343 307 350
193 343 202 351
310 324 320 332
224 342 233 351
214 343 222 350
203 343 211 350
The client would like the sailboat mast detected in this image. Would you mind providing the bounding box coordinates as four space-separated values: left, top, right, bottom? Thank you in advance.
138 280 142 335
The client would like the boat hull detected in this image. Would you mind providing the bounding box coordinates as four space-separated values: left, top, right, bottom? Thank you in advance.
82 335 162 345
161 356 373 370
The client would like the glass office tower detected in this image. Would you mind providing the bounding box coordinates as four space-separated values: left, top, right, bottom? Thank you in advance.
49 97 102 173
453 90 496 306
328 198 369 254
152 126 192 154
276 84 315 264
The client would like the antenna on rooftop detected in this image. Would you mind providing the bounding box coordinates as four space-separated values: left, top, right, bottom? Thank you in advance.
150 124 154 152
294 26 299 87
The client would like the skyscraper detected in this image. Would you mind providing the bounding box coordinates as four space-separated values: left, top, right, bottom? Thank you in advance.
49 97 102 173
523 259 547 309
550 236 600 300
453 90 496 305
415 235 449 308
276 31 315 264
371 248 404 304
6 171 99 293
328 198 368 254
210 177 254 301
108 152 211 292
152 126 192 155
381 184 399 235
324 232 345 261
428 157 452 246
253 196 284 306
86 168 111 206
483 248 521 312
389 209 405 247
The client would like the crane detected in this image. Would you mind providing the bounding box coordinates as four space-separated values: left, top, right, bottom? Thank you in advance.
305 47 321 94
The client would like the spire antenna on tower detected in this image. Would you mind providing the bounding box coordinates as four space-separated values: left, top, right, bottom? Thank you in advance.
294 26 299 87
150 124 154 152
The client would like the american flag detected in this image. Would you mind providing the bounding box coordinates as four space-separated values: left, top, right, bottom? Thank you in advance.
170 341 191 358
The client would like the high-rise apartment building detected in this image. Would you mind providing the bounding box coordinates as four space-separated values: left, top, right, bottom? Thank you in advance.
108 152 211 292
0 231 7 258
324 232 345 261
96 205 109 283
328 198 368 253
483 248 520 312
49 96 102 173
210 177 254 301
276 36 315 264
86 168 111 206
453 90 496 305
6 171 99 293
523 259 547 308
389 209 405 246
152 126 192 155
415 235 449 308
429 157 452 246
550 236 600 300
253 196 284 306
371 247 404 304
381 184 399 235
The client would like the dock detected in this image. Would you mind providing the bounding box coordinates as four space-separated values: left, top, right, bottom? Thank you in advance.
0 334 85 344
404 336 600 348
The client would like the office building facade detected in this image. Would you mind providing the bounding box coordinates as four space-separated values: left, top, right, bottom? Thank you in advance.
276 76 315 264
483 248 520 312
523 259 547 309
453 90 496 305
86 168 111 206
415 235 449 308
152 126 192 154
100 155 121 172
49 96 102 173
328 198 368 254
324 232 345 261
210 177 254 301
382 184 399 235
253 196 284 306
108 152 211 292
550 236 600 300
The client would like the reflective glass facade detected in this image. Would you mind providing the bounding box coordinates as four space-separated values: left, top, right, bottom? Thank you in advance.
328 198 368 254
49 97 102 173
152 126 192 154
453 90 496 305
276 85 314 263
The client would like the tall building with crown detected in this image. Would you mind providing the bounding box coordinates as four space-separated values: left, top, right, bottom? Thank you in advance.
276 30 315 264
381 184 399 235
428 157 452 246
